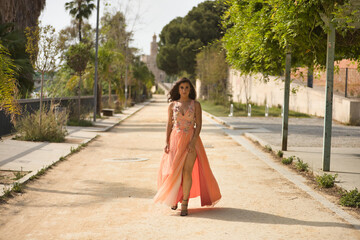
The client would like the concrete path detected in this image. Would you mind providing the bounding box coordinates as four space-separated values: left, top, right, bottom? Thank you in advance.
0 95 359 240
0 101 149 195
212 116 360 191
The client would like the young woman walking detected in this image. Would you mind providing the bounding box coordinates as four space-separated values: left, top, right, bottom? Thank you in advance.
154 77 221 216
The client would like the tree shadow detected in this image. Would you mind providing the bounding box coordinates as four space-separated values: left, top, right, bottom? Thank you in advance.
187 207 359 230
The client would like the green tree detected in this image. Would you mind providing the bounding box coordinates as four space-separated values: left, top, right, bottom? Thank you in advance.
131 57 154 102
65 42 91 119
0 43 19 116
157 1 226 77
65 0 96 42
196 42 228 104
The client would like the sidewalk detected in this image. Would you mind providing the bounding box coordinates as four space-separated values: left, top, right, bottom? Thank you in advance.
0 100 151 196
206 114 360 191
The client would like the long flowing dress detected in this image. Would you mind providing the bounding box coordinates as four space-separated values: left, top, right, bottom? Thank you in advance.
154 100 221 207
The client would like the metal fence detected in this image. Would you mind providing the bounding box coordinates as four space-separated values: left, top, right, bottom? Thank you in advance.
0 95 116 137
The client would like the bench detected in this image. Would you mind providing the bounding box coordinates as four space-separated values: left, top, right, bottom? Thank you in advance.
102 108 114 116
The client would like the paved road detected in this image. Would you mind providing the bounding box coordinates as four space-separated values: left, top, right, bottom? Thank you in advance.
0 95 359 240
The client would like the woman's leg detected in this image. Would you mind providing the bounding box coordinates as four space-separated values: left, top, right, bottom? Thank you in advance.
182 151 197 201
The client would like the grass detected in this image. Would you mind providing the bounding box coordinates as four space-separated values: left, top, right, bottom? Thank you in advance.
199 100 310 118
67 119 93 127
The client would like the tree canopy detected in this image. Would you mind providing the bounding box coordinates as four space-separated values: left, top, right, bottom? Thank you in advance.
157 1 226 77
222 0 360 76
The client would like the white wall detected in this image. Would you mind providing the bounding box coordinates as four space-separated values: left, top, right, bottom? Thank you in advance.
228 69 360 124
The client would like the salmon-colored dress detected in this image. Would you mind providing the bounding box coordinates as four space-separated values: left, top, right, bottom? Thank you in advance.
154 100 221 207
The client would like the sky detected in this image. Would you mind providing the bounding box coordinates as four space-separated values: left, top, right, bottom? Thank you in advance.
40 0 206 55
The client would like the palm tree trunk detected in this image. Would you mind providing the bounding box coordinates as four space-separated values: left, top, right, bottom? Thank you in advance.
108 79 112 106
39 71 44 127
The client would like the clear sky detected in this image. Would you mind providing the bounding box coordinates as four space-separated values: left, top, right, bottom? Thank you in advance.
39 0 206 55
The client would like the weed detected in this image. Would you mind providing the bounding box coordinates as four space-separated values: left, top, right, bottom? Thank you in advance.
264 145 272 152
339 188 360 208
277 150 283 158
282 156 294 165
12 171 25 180
37 167 46 176
2 187 12 198
59 156 65 161
316 173 338 188
67 119 93 127
15 105 68 142
12 183 23 193
70 146 79 154
295 158 309 172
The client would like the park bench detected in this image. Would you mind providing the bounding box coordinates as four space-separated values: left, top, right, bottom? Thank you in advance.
102 108 114 116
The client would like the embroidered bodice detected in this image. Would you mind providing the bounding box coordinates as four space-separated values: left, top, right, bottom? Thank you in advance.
173 100 195 133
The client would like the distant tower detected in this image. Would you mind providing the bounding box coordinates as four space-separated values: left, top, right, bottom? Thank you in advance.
141 34 166 84
150 34 157 57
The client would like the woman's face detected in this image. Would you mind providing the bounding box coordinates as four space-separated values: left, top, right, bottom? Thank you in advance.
179 82 190 98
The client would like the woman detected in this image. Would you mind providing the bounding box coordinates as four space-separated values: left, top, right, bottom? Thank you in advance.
153 77 221 216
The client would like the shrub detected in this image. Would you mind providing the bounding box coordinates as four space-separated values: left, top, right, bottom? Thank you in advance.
340 188 360 208
277 150 283 158
316 173 338 188
295 158 309 172
12 182 23 193
15 105 68 142
282 156 294 165
264 145 272 152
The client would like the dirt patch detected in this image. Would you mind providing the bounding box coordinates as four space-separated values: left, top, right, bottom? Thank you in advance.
0 170 31 184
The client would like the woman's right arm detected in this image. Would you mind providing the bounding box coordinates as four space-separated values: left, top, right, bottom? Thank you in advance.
164 102 174 153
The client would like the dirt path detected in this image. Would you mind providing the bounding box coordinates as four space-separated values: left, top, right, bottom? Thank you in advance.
0 96 359 240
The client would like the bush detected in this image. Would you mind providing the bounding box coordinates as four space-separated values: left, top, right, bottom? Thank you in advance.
282 156 294 165
277 150 283 158
340 188 360 208
15 105 68 142
316 173 338 188
264 145 272 152
295 158 309 172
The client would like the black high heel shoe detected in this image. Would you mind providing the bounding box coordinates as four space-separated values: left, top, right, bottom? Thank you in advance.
171 203 178 210
180 199 188 216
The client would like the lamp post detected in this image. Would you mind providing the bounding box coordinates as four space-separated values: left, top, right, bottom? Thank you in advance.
93 0 100 122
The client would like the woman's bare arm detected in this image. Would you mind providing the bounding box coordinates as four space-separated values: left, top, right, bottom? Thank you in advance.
189 101 202 152
164 102 174 153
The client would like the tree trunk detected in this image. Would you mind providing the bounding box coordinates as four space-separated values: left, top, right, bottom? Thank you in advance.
97 83 102 115
108 79 112 106
79 19 82 42
78 73 82 120
39 71 45 127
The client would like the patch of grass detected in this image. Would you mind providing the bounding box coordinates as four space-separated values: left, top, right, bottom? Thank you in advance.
316 173 338 188
340 188 360 208
277 150 284 158
295 159 309 172
12 182 23 193
2 187 12 198
264 145 272 152
67 119 93 127
199 100 311 118
282 156 295 165
13 171 26 180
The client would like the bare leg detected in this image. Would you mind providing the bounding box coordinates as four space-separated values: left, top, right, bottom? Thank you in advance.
182 150 197 201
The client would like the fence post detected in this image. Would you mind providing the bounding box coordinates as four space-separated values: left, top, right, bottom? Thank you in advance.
345 67 348 98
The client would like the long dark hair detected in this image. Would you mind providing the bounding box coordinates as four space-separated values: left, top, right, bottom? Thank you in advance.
168 77 196 102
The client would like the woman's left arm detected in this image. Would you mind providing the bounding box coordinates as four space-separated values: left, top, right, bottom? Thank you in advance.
189 101 202 152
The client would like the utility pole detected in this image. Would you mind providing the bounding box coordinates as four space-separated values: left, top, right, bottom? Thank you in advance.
124 37 128 109
93 0 100 122
322 18 336 171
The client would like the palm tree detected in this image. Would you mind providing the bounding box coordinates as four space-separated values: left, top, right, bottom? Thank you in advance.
65 0 96 42
0 0 46 29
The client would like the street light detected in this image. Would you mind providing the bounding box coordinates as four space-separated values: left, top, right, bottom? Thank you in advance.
93 0 100 122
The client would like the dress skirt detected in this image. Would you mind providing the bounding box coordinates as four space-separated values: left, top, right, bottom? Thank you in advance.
154 127 221 207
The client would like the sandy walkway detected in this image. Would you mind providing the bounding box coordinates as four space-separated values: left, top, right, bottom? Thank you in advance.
0 96 359 240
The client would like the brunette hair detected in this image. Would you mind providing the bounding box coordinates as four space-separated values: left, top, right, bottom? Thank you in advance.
168 77 196 102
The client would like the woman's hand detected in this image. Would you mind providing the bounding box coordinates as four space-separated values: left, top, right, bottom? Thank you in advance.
164 143 170 153
188 140 196 153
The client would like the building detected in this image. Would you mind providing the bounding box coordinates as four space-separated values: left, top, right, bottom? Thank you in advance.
141 34 166 84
